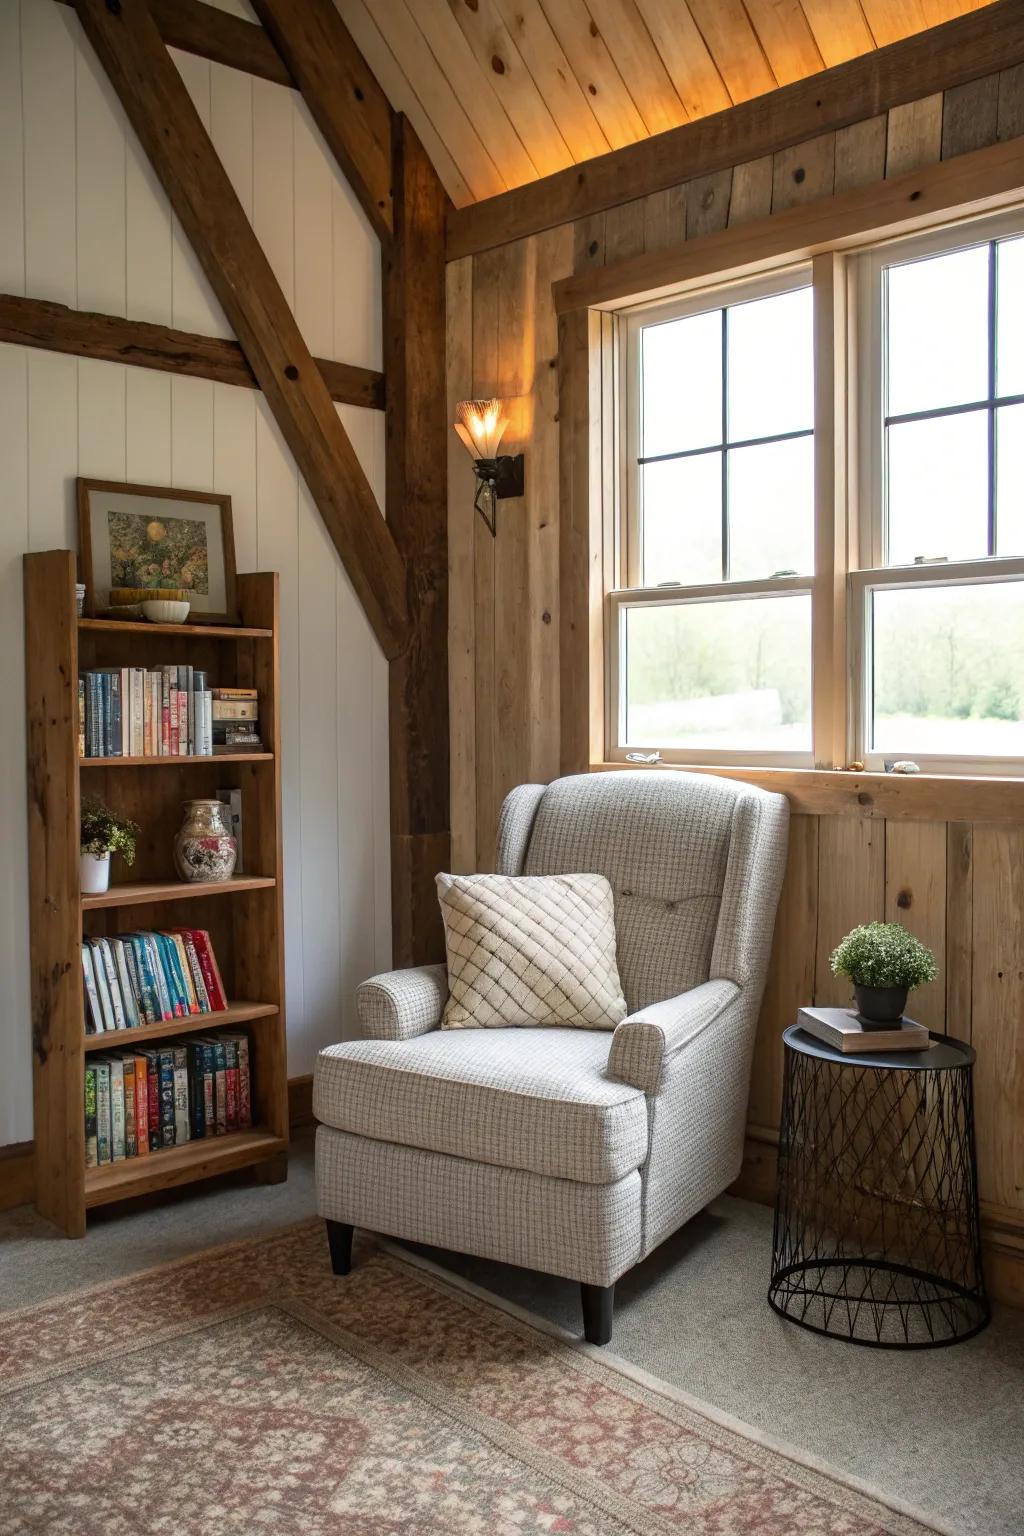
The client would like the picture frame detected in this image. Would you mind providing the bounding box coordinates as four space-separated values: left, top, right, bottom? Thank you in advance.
77 478 238 625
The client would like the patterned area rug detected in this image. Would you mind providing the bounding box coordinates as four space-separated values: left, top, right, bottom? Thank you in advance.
0 1219 941 1535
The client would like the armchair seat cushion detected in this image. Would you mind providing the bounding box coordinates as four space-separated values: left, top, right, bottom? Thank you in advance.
314 1028 648 1185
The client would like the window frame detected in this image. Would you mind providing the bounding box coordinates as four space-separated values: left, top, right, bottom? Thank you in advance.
612 264 817 767
852 208 1024 774
607 206 1024 776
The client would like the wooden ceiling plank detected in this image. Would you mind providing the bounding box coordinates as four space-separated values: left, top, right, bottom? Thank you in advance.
535 0 650 149
0 292 386 409
492 0 612 163
446 0 576 177
71 0 409 659
409 0 541 187
335 0 474 207
249 0 394 240
684 0 778 104
632 0 733 118
582 0 690 136
857 0 929 46
366 0 509 201
743 0 826 84
798 0 878 66
446 0 1024 258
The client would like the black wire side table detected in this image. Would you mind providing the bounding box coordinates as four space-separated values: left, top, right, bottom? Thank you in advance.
769 1026 990 1348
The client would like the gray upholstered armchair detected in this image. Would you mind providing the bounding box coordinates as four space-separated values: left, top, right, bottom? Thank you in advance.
314 770 789 1343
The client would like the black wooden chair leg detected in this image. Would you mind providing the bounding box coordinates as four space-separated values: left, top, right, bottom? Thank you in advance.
326 1219 354 1276
580 1282 614 1345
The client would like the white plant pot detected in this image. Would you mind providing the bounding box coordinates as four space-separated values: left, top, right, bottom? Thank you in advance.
80 850 111 895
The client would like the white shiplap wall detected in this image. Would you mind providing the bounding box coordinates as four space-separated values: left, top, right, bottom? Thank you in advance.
0 0 391 1148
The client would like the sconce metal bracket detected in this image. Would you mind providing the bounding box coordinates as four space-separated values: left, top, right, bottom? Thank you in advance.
471 454 525 536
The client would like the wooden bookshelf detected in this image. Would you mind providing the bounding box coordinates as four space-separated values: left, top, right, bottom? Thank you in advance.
24 550 289 1237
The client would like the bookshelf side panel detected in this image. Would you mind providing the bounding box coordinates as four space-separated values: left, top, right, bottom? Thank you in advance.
24 549 84 1235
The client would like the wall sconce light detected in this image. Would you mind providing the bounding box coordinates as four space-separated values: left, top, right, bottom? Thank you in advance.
454 398 525 537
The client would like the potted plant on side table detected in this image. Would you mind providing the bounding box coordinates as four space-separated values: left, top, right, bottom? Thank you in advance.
80 798 139 895
830 921 938 1025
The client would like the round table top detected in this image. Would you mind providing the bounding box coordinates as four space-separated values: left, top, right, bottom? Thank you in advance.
783 1024 975 1071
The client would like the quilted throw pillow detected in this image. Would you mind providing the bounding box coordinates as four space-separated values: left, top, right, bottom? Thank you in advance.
436 871 627 1031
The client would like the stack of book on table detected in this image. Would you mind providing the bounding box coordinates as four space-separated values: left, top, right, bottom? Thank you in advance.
79 666 214 757
82 927 227 1033
84 1030 253 1166
212 687 263 755
797 1006 931 1053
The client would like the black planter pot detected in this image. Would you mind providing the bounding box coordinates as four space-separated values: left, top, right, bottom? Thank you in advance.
854 983 908 1025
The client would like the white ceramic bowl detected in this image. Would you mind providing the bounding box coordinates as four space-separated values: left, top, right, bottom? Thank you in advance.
141 599 191 624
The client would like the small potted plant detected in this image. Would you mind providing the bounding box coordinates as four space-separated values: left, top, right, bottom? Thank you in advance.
80 798 139 895
830 921 938 1025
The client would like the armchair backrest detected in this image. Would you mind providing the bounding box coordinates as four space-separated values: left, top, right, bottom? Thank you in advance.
497 771 789 1013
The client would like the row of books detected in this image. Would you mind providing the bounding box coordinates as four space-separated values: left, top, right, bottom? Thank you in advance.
82 928 227 1034
84 1031 252 1166
78 672 261 757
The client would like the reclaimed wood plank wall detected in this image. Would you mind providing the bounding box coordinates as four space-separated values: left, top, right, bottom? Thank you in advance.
447 68 1024 1302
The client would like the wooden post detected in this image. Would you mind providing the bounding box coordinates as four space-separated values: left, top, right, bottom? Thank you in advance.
384 117 451 965
72 0 409 662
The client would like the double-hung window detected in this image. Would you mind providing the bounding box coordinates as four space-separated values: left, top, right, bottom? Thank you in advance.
610 208 1024 775
613 271 815 764
854 213 1024 772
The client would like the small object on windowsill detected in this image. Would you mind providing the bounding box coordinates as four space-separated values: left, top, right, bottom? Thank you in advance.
625 751 661 764
913 555 949 564
841 761 865 772
771 568 797 578
655 581 681 588
884 759 920 774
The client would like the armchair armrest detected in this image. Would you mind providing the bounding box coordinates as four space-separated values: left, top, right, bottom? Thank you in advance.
607 979 740 1094
356 963 449 1041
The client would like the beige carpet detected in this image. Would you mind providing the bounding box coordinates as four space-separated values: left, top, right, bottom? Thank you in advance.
0 1219 948 1535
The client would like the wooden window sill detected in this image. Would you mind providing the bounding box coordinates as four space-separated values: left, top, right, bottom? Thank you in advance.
591 762 1024 822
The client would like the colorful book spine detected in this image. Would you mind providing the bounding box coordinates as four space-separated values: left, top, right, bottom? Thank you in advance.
122 1054 137 1158
158 1048 176 1148
213 1040 227 1135
84 1065 98 1168
78 678 86 758
144 1050 160 1152
95 1060 111 1166
187 1041 206 1140
223 1037 239 1132
109 1056 126 1161
133 1055 149 1157
172 1045 190 1145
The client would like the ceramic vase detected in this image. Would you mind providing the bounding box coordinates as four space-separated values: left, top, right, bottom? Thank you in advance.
80 849 111 894
854 982 908 1026
174 798 237 884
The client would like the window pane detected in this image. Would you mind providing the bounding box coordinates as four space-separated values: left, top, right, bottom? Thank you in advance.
872 582 1024 756
624 594 811 750
886 245 989 416
641 454 722 586
997 236 1024 397
641 309 721 458
997 402 1024 555
727 287 813 441
886 410 989 565
728 435 814 580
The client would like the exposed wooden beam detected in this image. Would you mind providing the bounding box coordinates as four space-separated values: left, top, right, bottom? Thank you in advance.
55 0 293 86
553 133 1024 313
72 0 408 660
250 0 394 241
0 293 385 411
447 0 1024 259
384 116 451 965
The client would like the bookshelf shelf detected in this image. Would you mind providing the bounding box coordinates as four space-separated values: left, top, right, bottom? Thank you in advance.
25 551 288 1237
81 753 274 768
80 617 273 640
82 875 276 910
82 1001 280 1052
84 1128 287 1208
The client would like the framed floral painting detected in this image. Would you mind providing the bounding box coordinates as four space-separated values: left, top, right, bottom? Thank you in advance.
77 478 238 624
